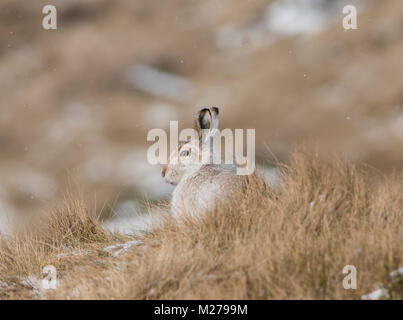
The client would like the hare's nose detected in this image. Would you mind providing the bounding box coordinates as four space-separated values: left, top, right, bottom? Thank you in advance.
162 165 167 177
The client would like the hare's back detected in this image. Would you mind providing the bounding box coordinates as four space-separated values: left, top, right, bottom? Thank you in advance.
171 165 244 217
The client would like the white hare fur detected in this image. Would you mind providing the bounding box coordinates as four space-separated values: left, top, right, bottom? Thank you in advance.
162 107 248 219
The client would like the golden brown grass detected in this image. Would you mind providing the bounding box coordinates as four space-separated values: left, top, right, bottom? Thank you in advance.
1 151 402 299
0 192 122 298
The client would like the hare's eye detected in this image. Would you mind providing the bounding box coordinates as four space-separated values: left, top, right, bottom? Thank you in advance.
180 150 190 157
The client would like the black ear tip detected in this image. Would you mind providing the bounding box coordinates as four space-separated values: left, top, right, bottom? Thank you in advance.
211 107 219 115
198 108 211 120
199 108 210 115
197 108 212 130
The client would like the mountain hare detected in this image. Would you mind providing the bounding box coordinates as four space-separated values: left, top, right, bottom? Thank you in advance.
162 107 257 219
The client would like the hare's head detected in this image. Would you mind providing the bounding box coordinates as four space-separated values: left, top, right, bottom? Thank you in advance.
162 107 219 185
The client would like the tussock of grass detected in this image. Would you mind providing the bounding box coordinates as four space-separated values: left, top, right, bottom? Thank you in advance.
0 192 116 294
1 151 402 299
42 195 111 247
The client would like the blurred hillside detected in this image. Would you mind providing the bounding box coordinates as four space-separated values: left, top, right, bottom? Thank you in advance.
0 0 402 223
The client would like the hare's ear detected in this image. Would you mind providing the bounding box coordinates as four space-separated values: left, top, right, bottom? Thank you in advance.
195 107 220 144
195 108 211 137
197 108 211 130
210 107 219 130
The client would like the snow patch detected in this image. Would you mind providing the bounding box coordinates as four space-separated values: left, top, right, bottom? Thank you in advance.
361 288 390 300
265 0 337 36
103 212 161 235
216 0 366 50
390 266 403 279
103 200 164 235
126 64 193 101
103 240 142 257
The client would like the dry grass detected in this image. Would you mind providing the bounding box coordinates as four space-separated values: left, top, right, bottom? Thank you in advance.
0 192 122 298
1 150 402 299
